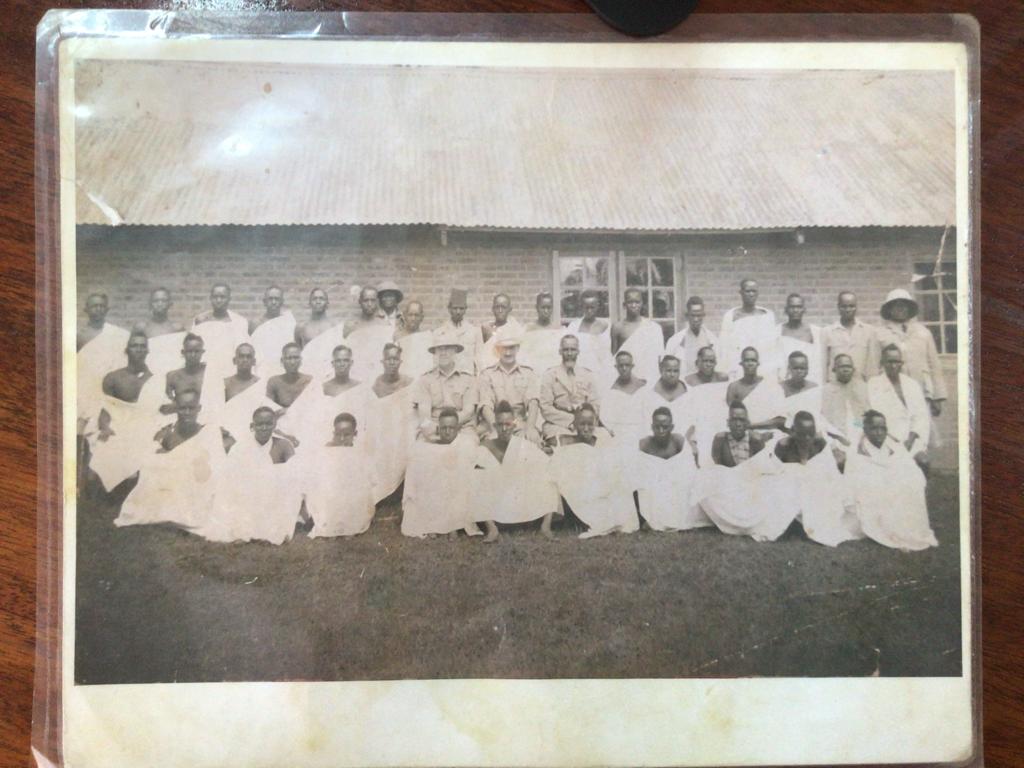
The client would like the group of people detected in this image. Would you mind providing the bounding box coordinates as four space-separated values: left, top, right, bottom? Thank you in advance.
75 276 946 551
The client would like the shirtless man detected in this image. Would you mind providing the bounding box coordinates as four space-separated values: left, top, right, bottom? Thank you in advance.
525 292 556 332
77 293 117 350
155 389 206 452
684 346 729 387
610 351 646 395
610 288 647 353
224 343 260 401
135 288 184 337
344 286 387 336
725 347 786 431
611 287 664 383
719 279 777 375
323 345 361 397
193 283 235 326
779 294 815 344
639 406 687 459
650 355 688 402
163 333 207 413
372 343 413 398
250 406 296 464
781 351 818 398
481 293 519 343
101 332 153 406
266 342 313 409
575 290 609 336
295 288 337 346
250 285 286 334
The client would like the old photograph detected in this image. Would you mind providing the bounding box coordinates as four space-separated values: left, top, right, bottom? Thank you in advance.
71 46 964 695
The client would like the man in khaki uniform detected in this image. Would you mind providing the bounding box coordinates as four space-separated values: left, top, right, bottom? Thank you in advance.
411 329 478 442
477 326 541 444
539 334 601 443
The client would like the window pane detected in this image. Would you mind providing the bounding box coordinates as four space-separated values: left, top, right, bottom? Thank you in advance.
657 320 675 344
650 258 674 287
942 293 958 322
561 290 581 319
941 262 957 290
638 291 650 317
920 293 940 321
559 259 584 287
944 324 958 354
915 261 937 291
926 324 942 350
625 259 648 287
586 257 610 287
652 289 674 319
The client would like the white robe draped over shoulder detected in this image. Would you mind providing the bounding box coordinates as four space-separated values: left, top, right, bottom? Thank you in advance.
144 331 188 381
395 331 435 380
299 325 347 381
718 307 778 376
686 381 731 467
192 311 250 382
519 327 565 375
599 386 648 451
617 319 665 386
694 449 798 542
366 383 417 502
470 436 559 524
303 444 378 538
88 375 166 491
250 311 296 379
634 449 709 531
346 323 396 385
216 380 278 444
785 449 863 547
401 436 477 537
199 437 303 545
281 382 371 451
846 437 937 551
115 424 226 531
567 319 614 388
78 323 131 423
550 436 639 538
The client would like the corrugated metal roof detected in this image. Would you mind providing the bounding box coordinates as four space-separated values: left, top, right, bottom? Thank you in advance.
74 60 955 229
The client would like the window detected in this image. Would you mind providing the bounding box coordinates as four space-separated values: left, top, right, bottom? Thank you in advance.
555 250 681 342
913 261 957 354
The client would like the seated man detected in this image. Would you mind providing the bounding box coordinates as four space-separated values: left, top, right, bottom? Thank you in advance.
199 406 303 545
600 350 648 449
411 331 478 442
634 407 708 532
218 343 277 441
724 347 786 432
682 345 731 465
115 389 230 531
267 342 315 444
476 326 541 444
164 332 223 417
684 345 729 387
401 408 481 538
549 404 639 538
642 354 694 442
846 410 938 551
693 402 796 542
867 344 931 474
820 353 871 444
88 332 167 493
302 413 379 539
472 400 560 542
285 344 369 449
774 411 862 547
539 334 601 443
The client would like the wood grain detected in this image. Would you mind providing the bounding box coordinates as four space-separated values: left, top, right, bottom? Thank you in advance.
2 1 1020 766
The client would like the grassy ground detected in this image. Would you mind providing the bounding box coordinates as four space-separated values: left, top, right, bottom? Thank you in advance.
75 474 962 684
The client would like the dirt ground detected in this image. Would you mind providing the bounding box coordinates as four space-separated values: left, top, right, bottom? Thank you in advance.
74 473 962 684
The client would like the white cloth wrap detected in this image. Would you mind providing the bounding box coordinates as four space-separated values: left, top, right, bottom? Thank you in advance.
634 449 710 531
600 386 648 452
346 323 396 385
278 381 370 452
566 319 614 389
549 437 639 538
192 311 250 382
77 323 131 423
470 436 559 524
302 444 378 538
395 331 436 380
216 381 278 444
115 424 226 530
365 384 417 502
617 319 665 388
88 375 166 491
786 449 863 547
401 435 478 536
250 312 296 379
519 328 565 376
144 331 188 381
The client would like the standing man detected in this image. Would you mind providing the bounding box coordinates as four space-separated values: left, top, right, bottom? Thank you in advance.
718 278 778 377
77 292 131 421
478 293 526 371
191 283 250 382
368 343 418 502
218 342 277 442
249 286 296 380
664 296 718 376
136 288 188 379
867 344 931 473
539 334 602 443
610 287 665 385
345 286 395 384
411 330 478 441
520 292 564 374
294 287 343 379
820 354 870 443
873 288 948 417
774 293 822 383
135 287 185 338
684 346 729 387
476 327 541 444
566 290 613 387
394 300 434 379
821 291 878 383
266 342 314 410
376 281 405 327
436 288 483 374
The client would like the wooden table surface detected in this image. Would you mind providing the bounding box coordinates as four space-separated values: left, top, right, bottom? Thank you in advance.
1 1 1020 766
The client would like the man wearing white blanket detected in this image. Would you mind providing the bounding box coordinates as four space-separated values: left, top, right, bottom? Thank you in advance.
191 284 250 382
634 407 709 532
302 412 378 539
